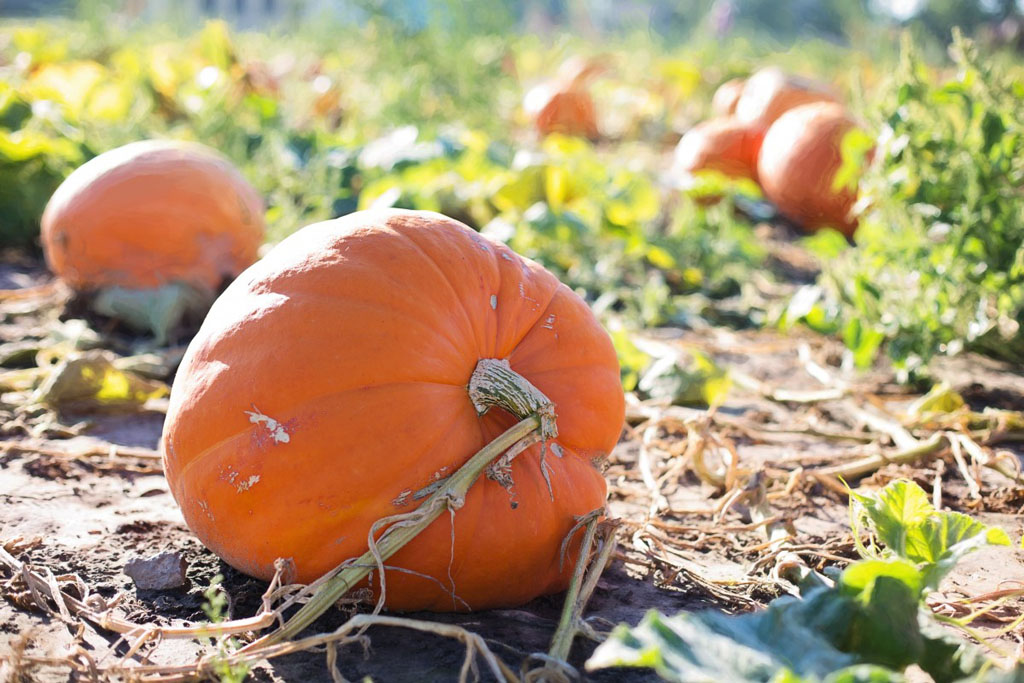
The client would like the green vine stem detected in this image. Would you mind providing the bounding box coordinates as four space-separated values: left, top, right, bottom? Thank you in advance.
247 413 543 649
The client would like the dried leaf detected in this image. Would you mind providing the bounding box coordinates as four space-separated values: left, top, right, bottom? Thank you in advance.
32 350 169 410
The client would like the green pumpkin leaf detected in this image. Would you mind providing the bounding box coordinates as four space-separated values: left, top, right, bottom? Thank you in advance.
907 382 965 417
851 481 1011 590
91 283 215 346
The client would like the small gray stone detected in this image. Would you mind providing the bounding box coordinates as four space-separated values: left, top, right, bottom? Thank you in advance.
124 552 189 590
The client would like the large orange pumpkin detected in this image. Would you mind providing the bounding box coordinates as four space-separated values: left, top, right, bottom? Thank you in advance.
42 140 264 293
757 102 861 236
161 209 624 612
672 118 762 181
734 67 838 133
710 77 745 118
524 56 604 139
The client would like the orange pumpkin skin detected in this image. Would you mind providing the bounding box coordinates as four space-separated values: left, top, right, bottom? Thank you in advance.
41 140 264 292
161 209 624 612
757 102 861 236
735 67 838 133
527 85 600 139
673 118 762 181
525 56 604 139
710 77 745 117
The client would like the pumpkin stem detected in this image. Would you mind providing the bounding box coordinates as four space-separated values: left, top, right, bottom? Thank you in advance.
469 358 558 442
245 414 544 650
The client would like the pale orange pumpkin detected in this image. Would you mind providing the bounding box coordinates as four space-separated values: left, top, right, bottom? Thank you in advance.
524 56 605 139
41 140 264 293
672 117 762 181
710 77 745 117
161 209 625 612
757 102 861 235
734 67 838 133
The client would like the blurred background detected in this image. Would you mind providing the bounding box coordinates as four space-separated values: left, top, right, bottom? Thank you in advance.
2 0 1023 378
2 0 1023 44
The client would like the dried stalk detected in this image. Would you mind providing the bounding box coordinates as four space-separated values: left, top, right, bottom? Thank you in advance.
809 432 948 481
525 513 618 683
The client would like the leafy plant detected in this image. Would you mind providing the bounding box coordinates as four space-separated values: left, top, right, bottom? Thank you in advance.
200 575 250 683
587 480 1018 682
0 81 86 245
820 31 1024 380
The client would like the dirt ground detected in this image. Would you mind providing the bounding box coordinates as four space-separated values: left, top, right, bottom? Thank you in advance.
1 252 1022 682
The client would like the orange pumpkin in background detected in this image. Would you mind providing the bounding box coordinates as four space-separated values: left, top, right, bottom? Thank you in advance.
710 77 745 117
757 102 862 236
161 209 625 612
524 56 605 139
42 140 264 293
734 67 838 133
672 117 762 181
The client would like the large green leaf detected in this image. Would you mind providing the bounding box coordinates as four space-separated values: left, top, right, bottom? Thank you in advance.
590 480 1019 683
851 481 1011 590
586 592 863 683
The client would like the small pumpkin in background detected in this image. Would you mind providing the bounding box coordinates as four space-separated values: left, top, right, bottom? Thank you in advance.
524 56 605 139
734 67 838 134
757 102 863 236
41 140 264 342
672 117 762 182
161 208 625 612
710 77 745 118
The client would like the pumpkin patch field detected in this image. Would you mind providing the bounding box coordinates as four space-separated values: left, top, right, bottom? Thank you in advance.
1 4 1024 682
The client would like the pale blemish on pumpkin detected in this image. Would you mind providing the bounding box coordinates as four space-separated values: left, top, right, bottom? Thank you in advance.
432 465 451 481
392 488 412 507
541 313 559 340
500 252 514 262
236 474 260 493
489 294 497 310
550 443 564 458
246 407 291 444
219 467 239 484
518 282 540 309
197 499 214 521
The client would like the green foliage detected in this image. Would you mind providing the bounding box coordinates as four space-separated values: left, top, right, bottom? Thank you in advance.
201 574 229 623
636 349 731 407
821 32 1024 380
349 126 768 344
200 575 250 683
907 382 966 417
911 0 1019 42
0 18 772 323
8 15 1022 391
609 325 650 392
849 480 1011 592
586 604 870 683
0 80 86 245
587 480 1019 682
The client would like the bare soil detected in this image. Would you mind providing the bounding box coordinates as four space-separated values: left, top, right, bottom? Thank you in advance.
1 254 1022 682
